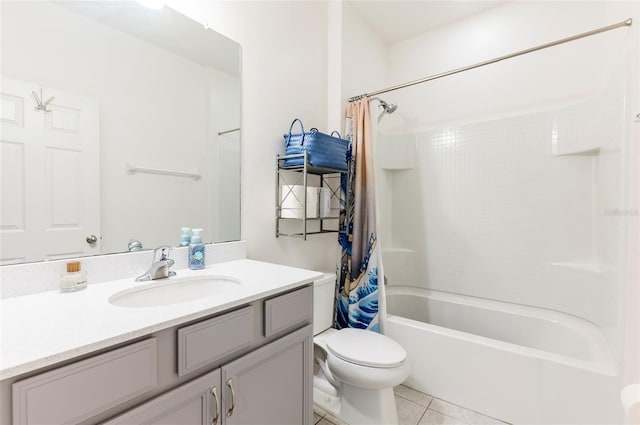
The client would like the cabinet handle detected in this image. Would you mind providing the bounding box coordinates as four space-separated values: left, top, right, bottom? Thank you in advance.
211 386 220 425
226 378 236 417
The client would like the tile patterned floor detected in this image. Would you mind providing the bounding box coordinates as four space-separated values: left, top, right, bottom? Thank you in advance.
313 385 510 425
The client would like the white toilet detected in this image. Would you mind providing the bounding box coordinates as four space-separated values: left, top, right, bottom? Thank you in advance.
313 274 410 425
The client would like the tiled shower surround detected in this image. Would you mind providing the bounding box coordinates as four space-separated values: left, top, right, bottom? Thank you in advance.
375 51 635 421
385 70 628 351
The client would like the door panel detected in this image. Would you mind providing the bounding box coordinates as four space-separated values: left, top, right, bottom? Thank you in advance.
0 76 100 264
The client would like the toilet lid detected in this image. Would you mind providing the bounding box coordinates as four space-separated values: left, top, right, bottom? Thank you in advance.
325 328 407 368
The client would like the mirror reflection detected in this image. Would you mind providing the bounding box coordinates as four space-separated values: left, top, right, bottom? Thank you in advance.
0 1 241 265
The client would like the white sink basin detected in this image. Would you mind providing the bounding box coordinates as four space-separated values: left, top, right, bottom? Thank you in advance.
109 275 240 308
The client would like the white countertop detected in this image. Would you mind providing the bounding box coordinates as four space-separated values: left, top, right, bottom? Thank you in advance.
0 259 323 380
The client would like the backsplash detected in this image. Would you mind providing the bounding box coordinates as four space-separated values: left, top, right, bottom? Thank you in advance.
0 241 247 299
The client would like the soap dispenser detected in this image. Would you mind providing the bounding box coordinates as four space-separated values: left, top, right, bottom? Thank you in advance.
179 227 191 247
188 228 205 270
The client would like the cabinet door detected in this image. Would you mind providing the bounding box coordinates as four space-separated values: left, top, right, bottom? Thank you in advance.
222 325 313 425
103 369 221 425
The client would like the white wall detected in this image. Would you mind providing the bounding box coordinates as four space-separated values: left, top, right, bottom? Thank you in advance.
378 0 638 364
339 3 394 248
386 1 625 130
340 3 389 124
167 1 337 272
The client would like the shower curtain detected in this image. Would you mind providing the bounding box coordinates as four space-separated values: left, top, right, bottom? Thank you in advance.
336 98 385 332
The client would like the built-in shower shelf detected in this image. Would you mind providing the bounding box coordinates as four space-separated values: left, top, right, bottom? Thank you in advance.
381 248 416 286
552 147 600 157
549 262 604 274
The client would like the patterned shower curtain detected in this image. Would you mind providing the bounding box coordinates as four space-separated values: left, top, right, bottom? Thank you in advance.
336 98 384 332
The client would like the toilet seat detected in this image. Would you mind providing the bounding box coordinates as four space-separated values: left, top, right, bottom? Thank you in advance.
325 328 407 368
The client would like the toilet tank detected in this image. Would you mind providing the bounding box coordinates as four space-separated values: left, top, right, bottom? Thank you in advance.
313 273 336 335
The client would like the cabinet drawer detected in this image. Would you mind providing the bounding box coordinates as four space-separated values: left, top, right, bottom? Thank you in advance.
264 285 313 337
12 338 157 425
177 305 254 377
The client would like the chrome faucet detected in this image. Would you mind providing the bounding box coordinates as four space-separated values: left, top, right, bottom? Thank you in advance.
128 239 143 252
135 246 176 281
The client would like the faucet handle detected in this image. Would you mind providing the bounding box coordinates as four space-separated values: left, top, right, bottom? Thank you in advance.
153 246 172 261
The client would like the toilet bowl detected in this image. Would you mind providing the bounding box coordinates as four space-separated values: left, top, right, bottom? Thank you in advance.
313 274 410 425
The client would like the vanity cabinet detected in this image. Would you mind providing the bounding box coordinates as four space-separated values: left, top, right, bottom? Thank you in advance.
6 284 314 425
104 325 312 425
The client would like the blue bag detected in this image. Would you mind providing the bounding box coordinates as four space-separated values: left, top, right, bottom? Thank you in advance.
283 119 350 171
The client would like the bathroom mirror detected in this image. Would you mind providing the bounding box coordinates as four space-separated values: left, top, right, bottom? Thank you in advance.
0 1 241 265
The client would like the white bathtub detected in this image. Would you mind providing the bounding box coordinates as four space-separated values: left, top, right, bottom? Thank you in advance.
385 286 621 424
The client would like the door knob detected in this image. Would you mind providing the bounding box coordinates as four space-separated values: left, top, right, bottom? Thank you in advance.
86 235 98 244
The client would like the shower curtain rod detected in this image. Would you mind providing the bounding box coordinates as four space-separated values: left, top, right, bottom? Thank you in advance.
348 18 632 102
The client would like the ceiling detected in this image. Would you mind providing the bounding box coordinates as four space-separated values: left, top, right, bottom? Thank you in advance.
346 1 507 45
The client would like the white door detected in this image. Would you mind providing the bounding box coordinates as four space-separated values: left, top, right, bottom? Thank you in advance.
0 76 100 264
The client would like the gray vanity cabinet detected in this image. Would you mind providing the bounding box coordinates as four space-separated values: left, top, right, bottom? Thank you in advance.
6 285 314 425
104 325 313 425
103 368 220 425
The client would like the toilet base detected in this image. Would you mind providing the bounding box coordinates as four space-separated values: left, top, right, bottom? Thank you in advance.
313 387 341 417
313 382 399 425
341 385 399 425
